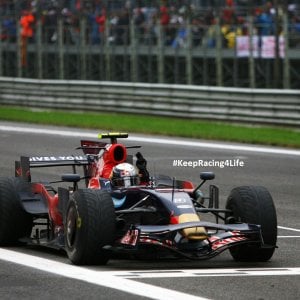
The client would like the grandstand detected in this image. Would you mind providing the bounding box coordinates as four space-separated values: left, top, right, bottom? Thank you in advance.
0 0 300 88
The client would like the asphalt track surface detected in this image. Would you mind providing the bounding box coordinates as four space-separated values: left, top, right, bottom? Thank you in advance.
0 122 299 300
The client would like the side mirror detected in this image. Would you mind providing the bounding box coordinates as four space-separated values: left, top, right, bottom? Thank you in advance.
61 174 81 183
192 172 215 199
200 172 215 181
61 174 81 191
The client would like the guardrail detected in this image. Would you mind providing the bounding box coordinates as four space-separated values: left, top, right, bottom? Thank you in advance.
0 77 299 127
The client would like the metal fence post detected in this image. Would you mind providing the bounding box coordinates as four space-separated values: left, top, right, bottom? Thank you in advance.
248 14 255 89
130 19 137 82
215 17 223 87
202 35 208 85
157 22 164 83
104 18 111 81
36 18 43 79
186 20 193 85
58 18 64 80
80 17 87 80
283 8 290 89
0 22 2 77
273 0 281 88
16 22 22 78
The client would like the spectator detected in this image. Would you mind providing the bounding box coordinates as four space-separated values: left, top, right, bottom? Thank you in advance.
160 5 170 26
95 8 106 44
116 9 130 45
1 0 298 50
43 8 58 43
61 7 79 44
1 16 16 42
142 6 157 45
206 18 218 48
221 0 237 25
160 5 171 45
222 24 242 48
20 9 35 67
289 10 300 48
133 7 146 43
254 3 274 36
170 6 188 48
191 17 205 47
203 8 215 26
20 9 35 42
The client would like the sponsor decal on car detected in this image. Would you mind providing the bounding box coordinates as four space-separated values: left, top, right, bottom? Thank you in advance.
120 229 140 246
209 232 248 250
30 156 87 161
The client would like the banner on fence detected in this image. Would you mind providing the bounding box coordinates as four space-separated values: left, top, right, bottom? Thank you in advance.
237 36 285 58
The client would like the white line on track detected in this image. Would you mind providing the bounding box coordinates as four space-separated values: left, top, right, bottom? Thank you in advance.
1 124 300 156
107 268 300 279
1 124 300 296
277 224 300 237
278 226 300 232
1 249 300 282
0 249 207 300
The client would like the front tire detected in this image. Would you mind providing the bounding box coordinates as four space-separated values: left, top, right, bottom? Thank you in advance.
65 189 115 265
226 186 277 262
0 177 33 245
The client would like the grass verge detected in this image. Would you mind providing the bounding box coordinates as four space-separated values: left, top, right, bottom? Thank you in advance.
0 106 299 148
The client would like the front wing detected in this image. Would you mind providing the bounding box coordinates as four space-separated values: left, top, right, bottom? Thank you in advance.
116 222 264 260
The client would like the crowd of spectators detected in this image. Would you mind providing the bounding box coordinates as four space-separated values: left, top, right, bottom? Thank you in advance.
1 0 300 48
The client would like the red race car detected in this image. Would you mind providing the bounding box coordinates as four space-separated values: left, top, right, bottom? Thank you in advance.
0 133 277 265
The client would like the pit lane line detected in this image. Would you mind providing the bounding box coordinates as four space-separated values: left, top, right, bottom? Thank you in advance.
1 124 300 157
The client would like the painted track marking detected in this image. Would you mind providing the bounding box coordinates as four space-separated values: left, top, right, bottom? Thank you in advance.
1 124 300 156
1 249 300 280
109 268 300 278
278 226 300 232
0 123 299 297
0 249 207 300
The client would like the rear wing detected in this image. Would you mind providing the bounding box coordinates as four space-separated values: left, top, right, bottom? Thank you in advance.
98 132 128 143
79 132 140 155
28 155 88 167
78 133 129 155
15 156 89 181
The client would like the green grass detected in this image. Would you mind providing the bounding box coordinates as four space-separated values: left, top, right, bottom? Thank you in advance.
1 106 299 148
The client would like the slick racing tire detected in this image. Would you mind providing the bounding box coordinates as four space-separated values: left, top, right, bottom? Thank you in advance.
226 186 277 262
0 177 33 245
65 189 115 265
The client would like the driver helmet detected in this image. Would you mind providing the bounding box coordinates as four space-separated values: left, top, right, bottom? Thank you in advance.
111 163 139 188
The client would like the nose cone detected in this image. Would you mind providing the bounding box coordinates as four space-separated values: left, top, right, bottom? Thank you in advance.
178 213 207 240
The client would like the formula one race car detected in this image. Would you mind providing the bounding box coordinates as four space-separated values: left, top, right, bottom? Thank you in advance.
0 133 277 265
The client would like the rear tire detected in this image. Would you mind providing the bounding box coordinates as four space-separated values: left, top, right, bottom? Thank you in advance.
226 186 277 262
65 189 115 265
0 177 33 245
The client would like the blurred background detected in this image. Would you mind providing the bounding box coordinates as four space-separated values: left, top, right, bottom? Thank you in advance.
0 0 299 89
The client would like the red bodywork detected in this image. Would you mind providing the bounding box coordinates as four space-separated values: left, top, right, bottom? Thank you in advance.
16 135 195 228
32 183 63 226
79 139 128 187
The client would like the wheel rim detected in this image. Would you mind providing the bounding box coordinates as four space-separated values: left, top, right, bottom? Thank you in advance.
66 206 77 248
